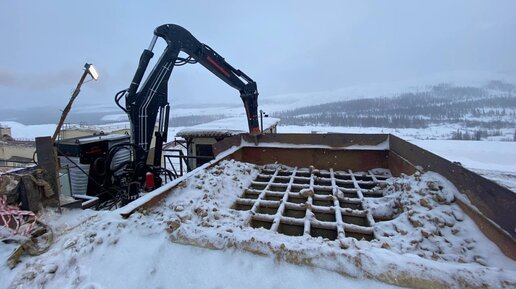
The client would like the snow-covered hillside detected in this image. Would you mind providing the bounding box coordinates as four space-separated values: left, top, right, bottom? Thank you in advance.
61 72 515 124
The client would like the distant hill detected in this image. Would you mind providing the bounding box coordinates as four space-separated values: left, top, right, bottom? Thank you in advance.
272 81 516 130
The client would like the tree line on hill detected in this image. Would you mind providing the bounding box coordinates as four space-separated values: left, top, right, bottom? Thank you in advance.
272 83 516 130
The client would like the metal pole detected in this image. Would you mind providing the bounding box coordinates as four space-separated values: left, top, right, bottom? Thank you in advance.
260 110 264 133
52 69 89 142
148 35 158 51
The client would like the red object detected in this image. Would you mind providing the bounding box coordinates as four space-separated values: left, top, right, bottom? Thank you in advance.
206 56 231 77
0 195 36 235
145 172 155 191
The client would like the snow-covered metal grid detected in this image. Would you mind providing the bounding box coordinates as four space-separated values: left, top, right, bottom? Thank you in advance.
233 165 393 241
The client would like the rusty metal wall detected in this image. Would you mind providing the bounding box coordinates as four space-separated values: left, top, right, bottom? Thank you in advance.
388 151 417 177
215 133 391 171
213 133 389 156
235 147 389 171
249 133 389 147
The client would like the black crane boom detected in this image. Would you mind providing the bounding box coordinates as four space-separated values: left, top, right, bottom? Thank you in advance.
121 24 260 166
109 24 259 200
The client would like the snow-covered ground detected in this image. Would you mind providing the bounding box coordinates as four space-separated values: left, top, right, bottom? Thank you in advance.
176 116 280 137
411 140 516 192
1 210 402 289
410 139 516 172
2 158 515 288
0 121 187 145
0 121 56 141
1 120 516 288
2 120 513 145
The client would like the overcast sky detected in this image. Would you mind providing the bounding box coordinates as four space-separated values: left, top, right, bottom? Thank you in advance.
1 0 515 111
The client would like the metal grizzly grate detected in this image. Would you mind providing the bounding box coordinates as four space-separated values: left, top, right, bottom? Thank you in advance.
233 165 393 242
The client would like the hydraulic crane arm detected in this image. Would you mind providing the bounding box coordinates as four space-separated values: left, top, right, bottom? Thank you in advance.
118 24 260 166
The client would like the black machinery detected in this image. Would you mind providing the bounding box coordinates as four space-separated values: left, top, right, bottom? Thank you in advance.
67 24 260 208
57 133 132 206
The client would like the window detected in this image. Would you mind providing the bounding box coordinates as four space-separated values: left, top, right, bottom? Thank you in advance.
195 144 214 166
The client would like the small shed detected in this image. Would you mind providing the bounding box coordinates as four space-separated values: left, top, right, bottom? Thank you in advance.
176 117 280 169
0 125 12 139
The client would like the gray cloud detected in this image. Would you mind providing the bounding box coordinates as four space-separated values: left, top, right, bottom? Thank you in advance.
0 69 18 86
0 68 78 91
1 0 516 111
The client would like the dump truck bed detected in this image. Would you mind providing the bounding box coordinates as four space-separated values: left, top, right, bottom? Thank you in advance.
118 133 516 288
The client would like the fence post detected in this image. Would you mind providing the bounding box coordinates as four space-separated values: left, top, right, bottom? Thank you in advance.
35 136 61 208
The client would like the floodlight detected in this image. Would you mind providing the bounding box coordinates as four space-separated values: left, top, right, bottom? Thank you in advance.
52 63 100 141
84 63 99 80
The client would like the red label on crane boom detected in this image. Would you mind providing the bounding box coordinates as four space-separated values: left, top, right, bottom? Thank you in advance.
207 56 231 78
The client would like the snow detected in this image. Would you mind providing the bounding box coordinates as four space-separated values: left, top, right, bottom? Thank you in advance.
345 139 389 150
410 139 516 192
176 117 280 138
410 139 516 173
117 145 242 216
100 114 126 122
0 121 55 140
1 162 404 289
277 124 516 143
75 134 128 143
141 160 514 288
0 121 186 146
4 159 514 288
